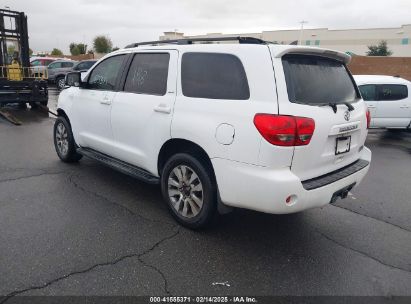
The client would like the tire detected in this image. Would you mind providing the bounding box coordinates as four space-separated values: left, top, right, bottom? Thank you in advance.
160 153 217 229
56 76 65 90
53 116 82 162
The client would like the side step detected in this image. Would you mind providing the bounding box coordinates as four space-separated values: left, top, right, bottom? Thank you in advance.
77 148 159 184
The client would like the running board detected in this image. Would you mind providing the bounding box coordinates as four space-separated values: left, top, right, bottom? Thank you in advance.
77 148 159 184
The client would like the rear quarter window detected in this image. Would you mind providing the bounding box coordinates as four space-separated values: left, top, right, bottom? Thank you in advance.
282 54 358 105
181 52 250 100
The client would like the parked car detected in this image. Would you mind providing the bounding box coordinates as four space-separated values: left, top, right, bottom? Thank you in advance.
72 59 97 72
48 60 77 89
30 57 60 77
54 38 372 228
354 75 411 129
49 59 97 90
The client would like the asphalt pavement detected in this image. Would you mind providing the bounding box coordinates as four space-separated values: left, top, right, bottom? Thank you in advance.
0 91 410 300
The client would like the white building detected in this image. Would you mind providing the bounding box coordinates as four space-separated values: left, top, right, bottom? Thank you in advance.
160 25 411 57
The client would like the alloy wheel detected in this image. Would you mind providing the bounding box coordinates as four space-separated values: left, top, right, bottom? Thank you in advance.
167 165 204 218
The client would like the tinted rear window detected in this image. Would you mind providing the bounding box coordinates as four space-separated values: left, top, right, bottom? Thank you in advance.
358 84 408 101
124 53 170 96
377 84 408 100
282 54 358 105
181 53 250 100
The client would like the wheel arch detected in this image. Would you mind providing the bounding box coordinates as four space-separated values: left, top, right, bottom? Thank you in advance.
57 108 71 126
157 138 215 178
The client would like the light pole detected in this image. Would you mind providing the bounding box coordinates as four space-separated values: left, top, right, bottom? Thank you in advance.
299 21 308 45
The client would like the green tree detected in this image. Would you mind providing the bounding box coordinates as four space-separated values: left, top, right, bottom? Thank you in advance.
69 42 87 55
29 48 33 56
51 48 63 56
366 40 393 56
93 35 113 53
77 43 87 54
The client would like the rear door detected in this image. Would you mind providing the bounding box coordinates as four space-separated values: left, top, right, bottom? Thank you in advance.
110 50 178 174
272 50 368 181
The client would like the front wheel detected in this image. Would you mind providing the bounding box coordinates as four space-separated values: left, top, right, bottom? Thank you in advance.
56 76 65 90
160 153 217 229
53 117 82 162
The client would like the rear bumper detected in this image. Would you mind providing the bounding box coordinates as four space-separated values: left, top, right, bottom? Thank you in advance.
212 147 371 214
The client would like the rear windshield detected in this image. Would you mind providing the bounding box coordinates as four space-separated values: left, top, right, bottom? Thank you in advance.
282 54 358 105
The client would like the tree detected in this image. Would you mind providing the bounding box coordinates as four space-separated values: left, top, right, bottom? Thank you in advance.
29 48 33 56
51 48 63 56
366 40 393 56
69 42 87 55
77 43 87 54
93 35 113 53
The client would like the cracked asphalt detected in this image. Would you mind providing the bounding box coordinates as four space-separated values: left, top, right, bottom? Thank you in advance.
0 93 411 300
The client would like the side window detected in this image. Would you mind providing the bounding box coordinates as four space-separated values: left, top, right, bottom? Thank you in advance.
377 84 408 101
358 85 377 101
52 62 63 69
181 52 250 100
124 53 170 96
88 55 125 90
31 60 40 66
62 62 74 68
48 62 58 69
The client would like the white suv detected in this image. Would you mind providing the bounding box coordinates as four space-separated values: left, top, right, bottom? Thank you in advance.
54 37 372 229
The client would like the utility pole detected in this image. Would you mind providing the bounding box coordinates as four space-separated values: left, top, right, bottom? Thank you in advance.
299 20 308 45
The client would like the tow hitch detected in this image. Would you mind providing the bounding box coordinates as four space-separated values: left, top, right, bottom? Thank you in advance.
330 183 356 204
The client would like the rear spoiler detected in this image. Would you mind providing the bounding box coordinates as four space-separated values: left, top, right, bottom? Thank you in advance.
274 47 351 64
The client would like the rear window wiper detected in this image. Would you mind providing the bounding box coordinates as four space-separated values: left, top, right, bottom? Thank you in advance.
321 102 354 114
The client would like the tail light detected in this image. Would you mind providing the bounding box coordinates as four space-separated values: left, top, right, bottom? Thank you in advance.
366 109 371 129
253 114 315 146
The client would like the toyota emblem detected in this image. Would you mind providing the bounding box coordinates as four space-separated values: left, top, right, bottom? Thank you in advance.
344 111 350 121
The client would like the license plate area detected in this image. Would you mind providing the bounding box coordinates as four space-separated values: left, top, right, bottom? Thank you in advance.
335 136 351 155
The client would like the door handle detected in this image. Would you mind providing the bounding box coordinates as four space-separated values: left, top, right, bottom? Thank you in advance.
367 105 376 109
100 96 111 105
154 104 171 114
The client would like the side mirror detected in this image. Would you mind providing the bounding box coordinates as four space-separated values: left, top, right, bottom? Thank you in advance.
65 72 82 87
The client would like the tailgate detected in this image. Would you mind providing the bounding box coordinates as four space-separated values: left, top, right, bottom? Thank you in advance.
270 47 368 181
291 102 368 181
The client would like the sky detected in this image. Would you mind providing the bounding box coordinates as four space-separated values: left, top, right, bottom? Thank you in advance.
3 0 411 54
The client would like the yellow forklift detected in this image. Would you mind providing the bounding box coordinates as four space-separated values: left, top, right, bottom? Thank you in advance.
0 8 48 108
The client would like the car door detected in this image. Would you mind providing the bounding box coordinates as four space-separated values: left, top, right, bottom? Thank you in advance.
69 54 127 155
374 84 410 128
110 50 178 174
48 61 63 80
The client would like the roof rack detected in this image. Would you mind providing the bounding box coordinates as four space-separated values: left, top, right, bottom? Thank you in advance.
125 36 267 48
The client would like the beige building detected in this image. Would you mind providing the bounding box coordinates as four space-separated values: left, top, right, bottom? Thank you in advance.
160 25 411 57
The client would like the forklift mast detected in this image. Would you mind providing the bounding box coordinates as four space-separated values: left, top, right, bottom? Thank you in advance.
0 9 30 68
0 9 48 107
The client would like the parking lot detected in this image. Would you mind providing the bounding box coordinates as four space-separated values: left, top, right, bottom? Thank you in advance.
0 89 411 300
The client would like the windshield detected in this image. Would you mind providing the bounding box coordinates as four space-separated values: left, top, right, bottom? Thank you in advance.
282 54 359 105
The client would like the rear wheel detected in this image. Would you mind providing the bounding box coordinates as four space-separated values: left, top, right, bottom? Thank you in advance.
160 153 217 229
53 117 82 162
